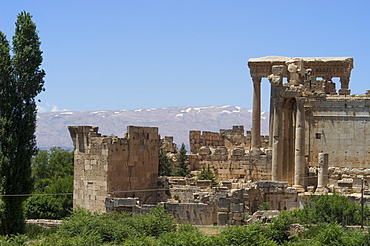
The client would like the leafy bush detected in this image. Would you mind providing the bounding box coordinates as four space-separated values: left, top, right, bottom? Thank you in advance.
291 223 370 246
158 224 218 246
132 205 176 237
54 205 175 244
219 223 276 246
24 195 63 219
297 193 370 225
266 210 298 244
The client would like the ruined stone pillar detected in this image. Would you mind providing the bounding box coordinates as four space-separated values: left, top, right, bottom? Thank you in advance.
317 153 329 189
294 97 306 191
339 76 351 95
267 65 285 150
272 96 283 182
251 76 261 155
269 84 275 148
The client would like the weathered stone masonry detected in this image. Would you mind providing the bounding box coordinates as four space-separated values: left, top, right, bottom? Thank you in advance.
68 125 160 212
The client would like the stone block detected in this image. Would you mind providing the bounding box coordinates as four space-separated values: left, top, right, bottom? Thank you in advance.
217 212 229 225
230 203 244 213
284 187 297 194
232 212 244 221
338 180 353 188
217 199 230 212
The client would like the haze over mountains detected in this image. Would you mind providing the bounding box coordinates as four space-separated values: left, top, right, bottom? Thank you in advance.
36 105 269 149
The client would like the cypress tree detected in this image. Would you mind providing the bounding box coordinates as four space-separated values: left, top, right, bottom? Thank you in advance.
158 140 173 176
0 11 45 235
173 143 189 177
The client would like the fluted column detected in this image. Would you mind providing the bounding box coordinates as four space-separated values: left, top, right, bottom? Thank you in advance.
272 96 283 181
294 97 305 191
251 76 261 155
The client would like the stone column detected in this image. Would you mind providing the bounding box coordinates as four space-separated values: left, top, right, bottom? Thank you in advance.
339 76 351 95
272 96 283 182
251 76 261 155
294 97 306 191
317 153 329 189
269 84 275 148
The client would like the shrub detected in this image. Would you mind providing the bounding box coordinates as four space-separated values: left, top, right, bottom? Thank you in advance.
219 223 276 246
297 193 370 225
53 205 175 244
132 205 176 237
266 210 298 244
24 195 64 219
158 224 217 246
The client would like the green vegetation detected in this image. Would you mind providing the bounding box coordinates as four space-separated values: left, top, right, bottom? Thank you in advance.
158 140 173 176
296 192 370 225
2 193 370 245
198 164 217 186
173 143 190 177
258 202 271 211
0 11 45 235
24 147 74 219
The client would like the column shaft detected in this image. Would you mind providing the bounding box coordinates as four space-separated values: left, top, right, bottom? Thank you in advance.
272 97 283 181
251 77 261 154
269 84 275 149
294 97 305 190
317 153 329 188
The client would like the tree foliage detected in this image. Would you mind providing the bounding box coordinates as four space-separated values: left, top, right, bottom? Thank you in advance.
32 147 74 192
198 163 217 186
25 147 74 219
173 143 189 177
158 140 173 176
296 192 370 225
0 11 45 235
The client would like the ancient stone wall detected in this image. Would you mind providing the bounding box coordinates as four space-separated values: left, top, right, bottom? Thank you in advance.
69 125 160 212
190 126 269 154
69 126 108 212
306 96 370 169
189 130 223 154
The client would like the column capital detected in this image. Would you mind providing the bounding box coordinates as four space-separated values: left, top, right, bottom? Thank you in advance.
295 97 306 105
252 76 262 84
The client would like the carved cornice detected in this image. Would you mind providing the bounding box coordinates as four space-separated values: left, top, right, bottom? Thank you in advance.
248 57 353 79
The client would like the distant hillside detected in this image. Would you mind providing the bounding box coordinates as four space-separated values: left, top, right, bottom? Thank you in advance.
35 105 269 149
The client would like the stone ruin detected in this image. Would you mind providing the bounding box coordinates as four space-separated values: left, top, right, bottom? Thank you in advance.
68 56 370 225
68 125 167 212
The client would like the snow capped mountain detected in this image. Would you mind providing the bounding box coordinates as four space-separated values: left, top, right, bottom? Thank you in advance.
35 105 269 149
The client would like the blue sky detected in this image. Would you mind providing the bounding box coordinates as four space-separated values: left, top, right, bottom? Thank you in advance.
1 1 370 112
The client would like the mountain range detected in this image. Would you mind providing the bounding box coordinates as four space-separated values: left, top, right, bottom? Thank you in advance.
36 105 269 149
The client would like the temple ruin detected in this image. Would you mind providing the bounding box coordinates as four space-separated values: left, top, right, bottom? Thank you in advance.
247 56 370 191
68 56 370 225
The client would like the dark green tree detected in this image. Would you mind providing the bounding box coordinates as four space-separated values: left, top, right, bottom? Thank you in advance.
32 147 74 192
173 143 189 177
0 11 45 235
24 147 74 219
198 164 217 186
158 140 173 176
